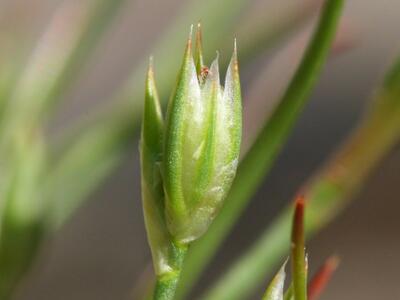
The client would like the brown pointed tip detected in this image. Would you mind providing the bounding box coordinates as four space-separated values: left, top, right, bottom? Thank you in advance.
292 195 305 246
146 56 157 97
147 56 154 78
232 38 239 73
291 193 307 300
195 23 203 49
181 25 193 62
295 195 305 208
294 195 305 226
187 24 194 47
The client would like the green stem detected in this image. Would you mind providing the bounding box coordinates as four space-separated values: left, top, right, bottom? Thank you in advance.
153 273 180 300
153 244 188 300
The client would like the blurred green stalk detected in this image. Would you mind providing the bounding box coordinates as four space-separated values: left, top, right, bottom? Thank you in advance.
199 55 400 300
177 1 344 298
0 0 127 141
0 130 46 299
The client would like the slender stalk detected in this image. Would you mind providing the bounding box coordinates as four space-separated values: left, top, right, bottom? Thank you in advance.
282 255 338 300
180 1 344 298
291 197 307 300
153 244 188 300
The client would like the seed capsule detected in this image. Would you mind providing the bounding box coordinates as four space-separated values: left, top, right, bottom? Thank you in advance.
162 32 242 243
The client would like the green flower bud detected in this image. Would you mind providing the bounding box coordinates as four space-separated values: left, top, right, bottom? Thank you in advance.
163 30 242 243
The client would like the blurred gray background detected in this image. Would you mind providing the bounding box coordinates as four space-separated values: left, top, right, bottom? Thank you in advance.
1 0 400 299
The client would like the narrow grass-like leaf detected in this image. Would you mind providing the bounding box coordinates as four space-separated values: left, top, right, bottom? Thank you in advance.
140 59 173 275
181 1 344 299
291 197 307 300
198 53 400 300
0 0 126 141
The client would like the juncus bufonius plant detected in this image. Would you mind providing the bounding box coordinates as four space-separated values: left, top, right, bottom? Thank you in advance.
140 24 242 299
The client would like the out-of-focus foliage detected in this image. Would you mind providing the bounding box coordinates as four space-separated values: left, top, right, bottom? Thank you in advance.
0 0 399 299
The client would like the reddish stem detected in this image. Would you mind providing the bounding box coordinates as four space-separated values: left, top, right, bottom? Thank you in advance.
308 255 340 300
